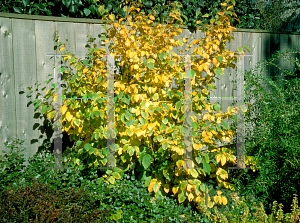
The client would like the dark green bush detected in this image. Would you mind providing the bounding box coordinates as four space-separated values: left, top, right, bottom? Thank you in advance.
0 138 210 222
227 44 300 216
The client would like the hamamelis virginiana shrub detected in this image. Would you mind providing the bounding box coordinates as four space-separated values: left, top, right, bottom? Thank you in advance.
36 0 256 211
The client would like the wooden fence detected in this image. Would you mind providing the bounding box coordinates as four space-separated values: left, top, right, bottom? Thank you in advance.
0 12 300 171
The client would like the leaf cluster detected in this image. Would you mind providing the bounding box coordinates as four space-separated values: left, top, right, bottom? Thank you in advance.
227 44 300 215
1 0 296 32
20 0 255 212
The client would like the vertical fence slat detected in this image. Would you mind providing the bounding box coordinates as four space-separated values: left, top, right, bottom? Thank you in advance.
0 17 15 170
13 19 38 171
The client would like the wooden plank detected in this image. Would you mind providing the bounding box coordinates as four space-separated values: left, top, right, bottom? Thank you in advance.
0 17 16 171
13 18 38 172
34 20 57 159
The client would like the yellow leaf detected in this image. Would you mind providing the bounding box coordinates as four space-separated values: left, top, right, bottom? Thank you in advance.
217 190 222 196
216 168 228 180
114 81 121 88
66 112 73 122
136 130 145 137
61 105 68 115
148 179 157 193
188 192 194 202
125 38 131 47
190 169 199 178
59 47 65 52
134 64 139 70
147 123 155 131
208 200 214 208
221 154 226 166
164 183 170 193
120 84 125 91
142 123 148 131
221 196 228 205
187 184 193 192
216 154 221 164
172 186 179 195
214 195 219 204
83 68 89 74
204 136 210 143
134 95 140 102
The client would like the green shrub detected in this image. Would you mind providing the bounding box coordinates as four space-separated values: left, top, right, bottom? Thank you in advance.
227 44 300 216
0 138 210 222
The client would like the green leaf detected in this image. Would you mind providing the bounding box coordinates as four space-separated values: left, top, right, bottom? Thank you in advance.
84 143 91 151
13 6 22 13
145 176 152 187
142 112 148 119
192 122 198 130
156 106 162 112
214 68 224 76
162 142 168 150
200 183 206 192
157 135 163 142
232 114 237 123
22 0 29 7
217 56 223 62
128 146 135 156
203 162 211 175
176 101 181 110
208 84 215 90
178 192 186 203
162 118 168 124
142 154 152 170
76 140 82 147
74 119 80 127
139 117 146 125
214 103 221 111
222 121 229 129
118 91 124 99
153 93 159 101
125 113 130 121
62 0 71 8
91 110 100 118
84 8 91 16
237 47 243 54
203 154 210 163
82 60 89 66
162 103 169 111
147 62 154 70
159 52 164 60
191 70 195 79
195 155 202 164
124 95 130 105
121 114 126 123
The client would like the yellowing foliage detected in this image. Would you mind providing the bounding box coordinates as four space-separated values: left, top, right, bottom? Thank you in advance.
41 0 257 215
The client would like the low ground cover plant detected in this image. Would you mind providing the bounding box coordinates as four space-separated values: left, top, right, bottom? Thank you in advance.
1 137 299 222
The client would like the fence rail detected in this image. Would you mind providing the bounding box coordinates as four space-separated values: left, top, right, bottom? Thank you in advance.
1 12 300 171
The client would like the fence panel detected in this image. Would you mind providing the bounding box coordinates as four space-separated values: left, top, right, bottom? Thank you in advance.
0 12 299 171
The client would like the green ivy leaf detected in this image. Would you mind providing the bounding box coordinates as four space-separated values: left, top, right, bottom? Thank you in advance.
222 121 229 129
142 154 152 170
214 103 220 111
